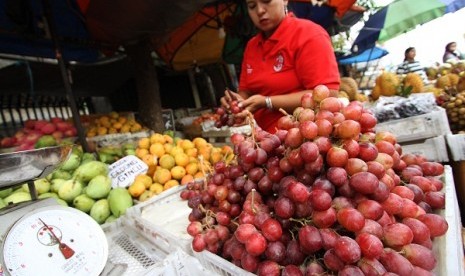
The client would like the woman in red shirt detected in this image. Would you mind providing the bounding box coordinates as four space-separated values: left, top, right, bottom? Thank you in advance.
221 0 340 133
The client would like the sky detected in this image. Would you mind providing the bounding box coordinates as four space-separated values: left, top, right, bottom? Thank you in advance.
350 0 465 70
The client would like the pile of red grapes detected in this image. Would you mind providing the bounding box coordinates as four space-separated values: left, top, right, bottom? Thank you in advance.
181 84 448 275
215 100 246 128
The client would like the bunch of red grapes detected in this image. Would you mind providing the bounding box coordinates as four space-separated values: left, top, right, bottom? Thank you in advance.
215 100 246 128
181 84 448 276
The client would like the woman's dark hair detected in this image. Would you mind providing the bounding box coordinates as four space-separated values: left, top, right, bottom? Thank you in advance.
404 47 415 61
445 42 456 52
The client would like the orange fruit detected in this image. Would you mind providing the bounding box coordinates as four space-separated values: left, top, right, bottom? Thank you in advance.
171 166 186 180
149 183 164 195
181 174 194 185
163 134 174 144
185 148 198 158
159 154 175 170
150 143 165 157
128 181 146 198
97 127 108 136
181 139 195 150
138 190 154 202
163 143 174 154
221 145 233 155
130 123 142 132
210 151 223 164
153 168 171 184
113 122 123 130
170 146 184 156
150 133 165 144
185 162 199 175
138 137 150 149
174 153 189 167
136 148 149 159
194 171 205 179
121 124 131 133
193 137 208 148
164 179 179 191
142 154 157 166
134 174 153 189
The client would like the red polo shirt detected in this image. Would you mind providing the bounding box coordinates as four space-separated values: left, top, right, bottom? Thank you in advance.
239 15 340 133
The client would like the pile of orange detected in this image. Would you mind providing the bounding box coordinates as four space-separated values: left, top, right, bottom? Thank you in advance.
86 112 144 137
128 133 234 202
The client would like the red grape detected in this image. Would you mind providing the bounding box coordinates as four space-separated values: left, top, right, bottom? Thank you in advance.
355 233 383 259
402 243 437 270
298 225 323 254
379 248 413 276
383 223 414 248
334 236 361 264
245 232 267 256
235 223 257 243
261 218 283 242
417 213 449 237
337 207 365 232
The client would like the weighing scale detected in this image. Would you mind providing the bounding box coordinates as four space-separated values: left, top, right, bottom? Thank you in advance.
0 146 109 276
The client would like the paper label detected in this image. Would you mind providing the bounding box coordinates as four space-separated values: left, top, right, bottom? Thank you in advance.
108 155 148 188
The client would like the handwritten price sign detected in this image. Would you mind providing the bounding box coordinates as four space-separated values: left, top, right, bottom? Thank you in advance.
108 156 148 188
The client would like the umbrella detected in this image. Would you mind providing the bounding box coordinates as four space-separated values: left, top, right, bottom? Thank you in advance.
154 2 236 71
338 46 388 65
352 0 465 53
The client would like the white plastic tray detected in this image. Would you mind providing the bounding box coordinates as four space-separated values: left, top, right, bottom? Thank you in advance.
125 185 193 254
446 133 465 161
375 107 451 143
400 135 449 162
432 165 465 276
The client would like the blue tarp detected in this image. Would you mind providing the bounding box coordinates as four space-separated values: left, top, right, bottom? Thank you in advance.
338 46 388 65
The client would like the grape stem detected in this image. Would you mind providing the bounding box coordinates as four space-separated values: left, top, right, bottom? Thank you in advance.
251 189 258 214
279 108 289 116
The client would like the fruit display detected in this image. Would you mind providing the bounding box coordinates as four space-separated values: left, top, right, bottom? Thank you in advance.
442 90 465 133
192 112 220 126
0 147 133 224
371 72 400 100
338 77 368 102
84 111 145 137
96 143 137 164
127 133 234 202
215 99 247 128
0 118 77 151
179 85 448 275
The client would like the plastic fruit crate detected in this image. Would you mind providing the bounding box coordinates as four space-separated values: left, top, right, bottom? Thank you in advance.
432 165 465 276
400 135 449 162
102 216 213 276
446 133 465 161
194 250 255 276
101 217 168 275
125 185 193 254
375 107 451 143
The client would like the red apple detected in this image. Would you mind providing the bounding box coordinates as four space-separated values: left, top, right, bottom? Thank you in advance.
52 131 64 140
24 119 37 129
34 120 48 131
41 123 56 134
56 122 71 132
0 137 15 148
50 117 63 124
64 127 77 137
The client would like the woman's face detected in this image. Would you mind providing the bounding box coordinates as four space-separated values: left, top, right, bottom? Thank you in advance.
407 49 416 60
449 43 457 52
246 0 288 37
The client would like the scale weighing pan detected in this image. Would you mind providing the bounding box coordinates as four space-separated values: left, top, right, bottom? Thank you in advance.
0 145 73 189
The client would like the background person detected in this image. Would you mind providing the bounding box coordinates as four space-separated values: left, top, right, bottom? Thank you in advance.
221 0 340 133
396 47 428 83
443 41 464 63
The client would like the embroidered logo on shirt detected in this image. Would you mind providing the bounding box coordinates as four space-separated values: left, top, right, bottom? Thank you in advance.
246 64 253 74
273 53 284 72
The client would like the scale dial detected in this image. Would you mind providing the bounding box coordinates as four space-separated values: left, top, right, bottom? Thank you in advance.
2 205 108 276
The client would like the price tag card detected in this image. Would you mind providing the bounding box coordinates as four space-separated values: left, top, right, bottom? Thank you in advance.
108 155 148 188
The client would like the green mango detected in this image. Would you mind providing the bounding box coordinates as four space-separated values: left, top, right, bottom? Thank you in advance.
72 146 83 157
90 199 111 224
51 170 72 180
61 153 81 172
51 179 66 193
22 179 51 195
4 192 32 204
38 192 59 199
105 215 117 224
58 179 83 203
35 135 57 149
0 198 6 209
108 188 133 218
56 198 68 207
86 175 112 199
82 152 96 161
73 161 108 183
73 194 95 213
0 188 13 199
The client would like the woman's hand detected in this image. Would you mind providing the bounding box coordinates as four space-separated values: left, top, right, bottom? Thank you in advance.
238 94 266 114
220 89 244 109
